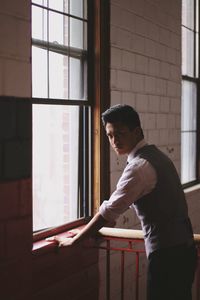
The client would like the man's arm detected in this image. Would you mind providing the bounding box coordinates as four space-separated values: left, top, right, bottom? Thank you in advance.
47 212 108 247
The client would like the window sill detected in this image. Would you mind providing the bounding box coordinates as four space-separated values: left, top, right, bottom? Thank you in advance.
32 222 89 256
184 183 200 194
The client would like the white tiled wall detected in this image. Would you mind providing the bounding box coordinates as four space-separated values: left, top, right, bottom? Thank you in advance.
0 1 31 97
102 0 200 299
110 0 182 184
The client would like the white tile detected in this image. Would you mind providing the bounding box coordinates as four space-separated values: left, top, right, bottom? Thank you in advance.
117 70 132 90
131 34 145 54
170 98 181 114
0 14 17 56
136 94 148 112
145 38 157 58
110 25 118 46
4 59 31 97
116 28 132 50
167 81 179 97
121 10 135 32
159 27 171 46
159 129 169 145
156 113 167 129
144 76 156 94
111 47 122 69
0 0 30 19
111 90 122 105
155 43 167 61
156 78 167 96
160 97 170 113
135 54 148 74
135 15 147 37
122 92 136 107
147 22 159 42
144 113 156 129
160 62 170 79
110 69 117 89
148 58 160 77
110 4 122 26
147 129 159 144
148 95 160 113
122 50 135 72
167 114 176 129
131 73 145 92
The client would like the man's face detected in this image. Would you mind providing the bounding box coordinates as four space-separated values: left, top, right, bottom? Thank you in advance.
105 122 138 155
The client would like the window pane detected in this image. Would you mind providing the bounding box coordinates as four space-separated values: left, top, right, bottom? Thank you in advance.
32 46 48 98
32 6 47 41
49 51 68 99
70 18 84 49
197 0 199 32
181 80 197 131
49 0 64 11
182 27 194 76
70 0 85 18
196 32 199 77
69 57 82 99
32 0 48 6
182 0 194 29
33 104 80 231
181 132 196 184
49 12 68 47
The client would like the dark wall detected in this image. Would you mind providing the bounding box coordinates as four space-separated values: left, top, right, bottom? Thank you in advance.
0 97 99 300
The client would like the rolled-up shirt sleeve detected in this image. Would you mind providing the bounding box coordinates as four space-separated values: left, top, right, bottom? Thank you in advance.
99 158 157 222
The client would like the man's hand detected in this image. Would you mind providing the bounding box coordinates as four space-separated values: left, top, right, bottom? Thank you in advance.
46 236 75 247
46 212 108 248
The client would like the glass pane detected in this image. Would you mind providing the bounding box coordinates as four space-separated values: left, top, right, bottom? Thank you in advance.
181 80 197 131
196 32 199 77
181 132 196 184
49 51 68 99
69 58 82 99
33 104 80 231
70 18 83 49
32 6 47 41
196 0 199 33
182 27 194 76
48 0 68 13
32 46 48 98
32 0 48 6
49 12 68 47
70 0 83 18
182 0 194 29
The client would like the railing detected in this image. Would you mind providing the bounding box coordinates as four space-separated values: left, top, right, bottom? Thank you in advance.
98 228 200 300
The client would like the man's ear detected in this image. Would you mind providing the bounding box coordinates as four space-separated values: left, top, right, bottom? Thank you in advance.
134 127 143 138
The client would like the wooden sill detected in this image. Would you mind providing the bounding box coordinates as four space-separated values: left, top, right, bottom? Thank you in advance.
33 217 91 242
32 221 90 255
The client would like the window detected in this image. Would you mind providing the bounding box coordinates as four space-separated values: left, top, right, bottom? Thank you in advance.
32 0 104 235
181 0 199 186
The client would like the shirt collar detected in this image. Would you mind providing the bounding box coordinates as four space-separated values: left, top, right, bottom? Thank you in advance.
127 139 147 163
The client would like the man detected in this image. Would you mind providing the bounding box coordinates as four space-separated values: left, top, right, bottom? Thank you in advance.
49 104 197 300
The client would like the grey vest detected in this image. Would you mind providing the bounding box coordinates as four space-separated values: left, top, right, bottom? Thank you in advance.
133 145 194 257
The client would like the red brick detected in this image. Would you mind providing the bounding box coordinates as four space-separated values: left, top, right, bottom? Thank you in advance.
0 181 20 219
19 178 32 216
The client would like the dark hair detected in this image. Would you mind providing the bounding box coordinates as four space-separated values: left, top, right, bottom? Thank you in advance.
102 104 142 131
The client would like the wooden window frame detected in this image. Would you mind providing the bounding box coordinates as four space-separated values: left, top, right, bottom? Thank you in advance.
32 0 110 242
